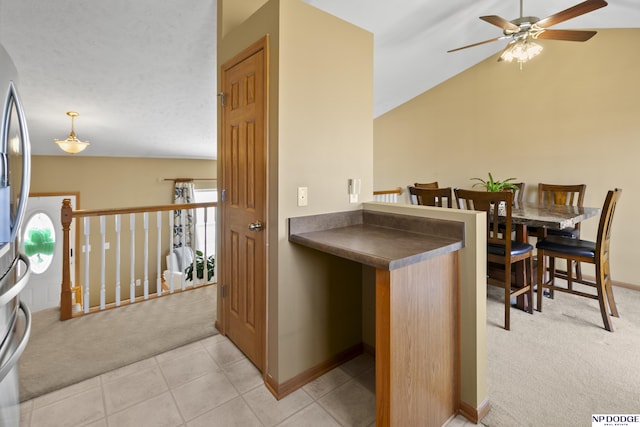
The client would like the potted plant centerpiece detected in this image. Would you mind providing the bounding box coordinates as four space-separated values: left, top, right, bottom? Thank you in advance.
185 250 215 283
471 173 519 215
471 172 518 192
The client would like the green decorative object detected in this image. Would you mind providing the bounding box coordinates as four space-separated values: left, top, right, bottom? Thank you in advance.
23 228 55 260
471 172 518 192
185 250 215 282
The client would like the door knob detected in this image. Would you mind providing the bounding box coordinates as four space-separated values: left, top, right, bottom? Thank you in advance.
248 221 264 231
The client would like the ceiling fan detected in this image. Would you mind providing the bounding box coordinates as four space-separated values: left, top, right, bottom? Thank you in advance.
448 0 608 63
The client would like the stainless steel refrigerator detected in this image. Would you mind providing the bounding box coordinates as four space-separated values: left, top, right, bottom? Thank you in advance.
0 44 32 427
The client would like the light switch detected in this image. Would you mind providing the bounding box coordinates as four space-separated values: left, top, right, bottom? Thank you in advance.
297 187 308 206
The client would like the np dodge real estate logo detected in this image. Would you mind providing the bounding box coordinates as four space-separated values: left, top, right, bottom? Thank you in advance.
593 415 640 427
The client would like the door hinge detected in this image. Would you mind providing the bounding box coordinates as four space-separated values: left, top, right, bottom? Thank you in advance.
221 189 226 202
221 284 226 298
217 92 226 107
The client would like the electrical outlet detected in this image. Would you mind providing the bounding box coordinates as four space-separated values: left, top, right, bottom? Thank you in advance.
135 279 141 287
297 187 308 207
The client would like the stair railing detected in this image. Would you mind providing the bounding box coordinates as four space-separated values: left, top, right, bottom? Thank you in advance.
60 198 217 320
373 187 403 203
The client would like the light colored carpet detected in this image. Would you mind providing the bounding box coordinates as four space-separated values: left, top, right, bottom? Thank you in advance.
18 284 218 402
482 283 640 427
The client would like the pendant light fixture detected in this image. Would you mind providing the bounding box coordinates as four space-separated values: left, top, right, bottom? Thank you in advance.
54 111 90 154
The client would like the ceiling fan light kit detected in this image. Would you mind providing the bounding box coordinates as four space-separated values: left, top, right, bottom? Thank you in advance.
448 0 608 65
500 38 543 64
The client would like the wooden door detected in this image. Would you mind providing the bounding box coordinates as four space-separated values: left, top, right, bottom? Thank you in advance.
20 194 77 312
220 37 268 371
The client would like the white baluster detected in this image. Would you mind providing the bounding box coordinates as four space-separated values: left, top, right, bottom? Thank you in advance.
180 209 186 291
214 207 218 282
83 217 90 314
191 208 198 288
115 215 121 307
156 211 162 297
100 216 106 310
203 207 208 281
143 212 149 300
130 213 136 303
168 212 174 293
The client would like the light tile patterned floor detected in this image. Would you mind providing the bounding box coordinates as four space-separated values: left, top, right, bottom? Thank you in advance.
19 335 475 426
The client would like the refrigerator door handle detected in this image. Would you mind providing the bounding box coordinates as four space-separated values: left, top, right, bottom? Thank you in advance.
0 301 31 382
2 81 31 241
0 253 31 306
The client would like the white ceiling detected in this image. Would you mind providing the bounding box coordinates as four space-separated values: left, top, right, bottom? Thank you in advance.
0 0 637 159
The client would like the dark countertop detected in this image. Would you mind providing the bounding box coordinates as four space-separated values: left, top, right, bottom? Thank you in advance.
288 210 464 270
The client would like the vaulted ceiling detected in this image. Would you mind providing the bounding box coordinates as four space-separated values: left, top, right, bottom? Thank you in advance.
0 0 637 159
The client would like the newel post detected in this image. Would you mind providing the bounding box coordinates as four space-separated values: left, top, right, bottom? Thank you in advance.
60 198 73 320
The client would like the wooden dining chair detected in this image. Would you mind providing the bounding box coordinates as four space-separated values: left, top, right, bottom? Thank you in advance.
536 189 622 331
414 181 439 189
455 188 534 330
532 183 587 286
538 183 586 237
408 186 453 208
408 181 439 204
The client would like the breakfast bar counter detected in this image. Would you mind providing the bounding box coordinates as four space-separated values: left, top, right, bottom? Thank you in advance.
289 211 463 270
289 209 465 426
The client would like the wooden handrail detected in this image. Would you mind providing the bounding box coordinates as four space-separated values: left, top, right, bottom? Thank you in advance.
373 187 402 196
60 199 217 320
70 201 217 218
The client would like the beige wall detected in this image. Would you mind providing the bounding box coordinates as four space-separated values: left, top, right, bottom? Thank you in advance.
374 28 640 285
277 0 373 383
217 0 268 40
31 156 216 209
218 0 374 385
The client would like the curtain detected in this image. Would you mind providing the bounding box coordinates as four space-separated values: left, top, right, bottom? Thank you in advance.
173 181 195 249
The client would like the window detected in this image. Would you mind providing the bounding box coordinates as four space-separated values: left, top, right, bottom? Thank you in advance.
22 212 56 274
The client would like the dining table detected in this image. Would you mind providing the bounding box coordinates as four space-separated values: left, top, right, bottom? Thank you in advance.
498 202 602 310
510 202 601 239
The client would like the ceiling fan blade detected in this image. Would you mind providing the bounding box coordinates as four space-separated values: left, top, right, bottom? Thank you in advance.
480 15 520 32
536 29 597 42
447 36 506 53
535 0 608 29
